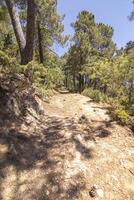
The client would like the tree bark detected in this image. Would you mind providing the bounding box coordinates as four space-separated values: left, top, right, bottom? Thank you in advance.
5 0 36 65
5 0 26 62
24 0 36 64
79 73 82 93
37 20 44 63
73 73 76 91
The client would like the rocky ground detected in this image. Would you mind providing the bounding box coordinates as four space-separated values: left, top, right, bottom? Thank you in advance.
0 88 134 200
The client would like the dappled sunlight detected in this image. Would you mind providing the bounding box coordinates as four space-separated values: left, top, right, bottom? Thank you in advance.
0 93 134 199
0 0 134 199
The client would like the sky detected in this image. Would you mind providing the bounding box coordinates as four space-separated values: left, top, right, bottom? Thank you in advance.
55 0 134 56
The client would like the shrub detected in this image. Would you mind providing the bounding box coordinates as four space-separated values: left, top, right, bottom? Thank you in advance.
0 50 9 67
37 87 54 100
0 50 19 72
82 88 107 103
111 108 129 125
0 53 64 99
45 67 64 89
82 87 130 125
19 61 64 98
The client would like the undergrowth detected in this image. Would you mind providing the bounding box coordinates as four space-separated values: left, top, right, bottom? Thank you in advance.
0 50 64 100
82 87 130 125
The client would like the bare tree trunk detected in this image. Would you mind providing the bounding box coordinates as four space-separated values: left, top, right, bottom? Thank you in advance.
5 0 36 65
65 76 68 88
24 0 36 64
5 0 26 63
79 73 82 93
73 73 76 91
81 75 84 92
37 20 44 63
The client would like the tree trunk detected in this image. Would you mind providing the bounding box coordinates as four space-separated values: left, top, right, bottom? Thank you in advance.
5 0 26 62
73 73 76 91
65 76 68 88
65 72 68 88
37 21 44 63
5 0 36 65
103 84 107 94
23 0 37 64
79 73 82 93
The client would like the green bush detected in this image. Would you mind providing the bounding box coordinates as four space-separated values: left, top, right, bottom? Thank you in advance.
45 67 64 89
37 87 54 100
0 53 64 99
0 50 19 72
20 61 65 98
111 108 129 125
82 87 130 125
82 88 107 103
0 50 9 67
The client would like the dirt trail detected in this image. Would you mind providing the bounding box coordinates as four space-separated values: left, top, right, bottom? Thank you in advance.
0 93 134 200
44 93 110 121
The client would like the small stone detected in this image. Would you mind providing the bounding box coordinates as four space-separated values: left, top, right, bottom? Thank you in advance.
89 189 96 197
46 190 50 195
89 185 98 197
89 185 104 198
111 175 118 182
96 189 104 198
52 185 59 193
79 114 88 124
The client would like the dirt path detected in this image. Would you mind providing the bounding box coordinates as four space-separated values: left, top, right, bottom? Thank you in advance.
0 93 134 200
44 93 110 121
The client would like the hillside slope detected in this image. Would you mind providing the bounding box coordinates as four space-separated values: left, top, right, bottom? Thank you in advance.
0 91 134 200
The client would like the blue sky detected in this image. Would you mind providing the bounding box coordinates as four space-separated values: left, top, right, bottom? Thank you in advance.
55 0 134 56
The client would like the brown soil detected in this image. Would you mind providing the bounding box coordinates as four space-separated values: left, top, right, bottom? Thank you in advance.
0 92 134 200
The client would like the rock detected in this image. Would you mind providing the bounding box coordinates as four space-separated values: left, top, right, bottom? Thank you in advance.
111 175 118 182
52 185 59 193
46 190 50 195
79 114 88 124
89 185 104 198
0 73 44 121
96 188 104 198
89 185 98 197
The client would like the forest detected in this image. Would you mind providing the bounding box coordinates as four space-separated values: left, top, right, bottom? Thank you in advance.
0 0 134 124
0 1 134 200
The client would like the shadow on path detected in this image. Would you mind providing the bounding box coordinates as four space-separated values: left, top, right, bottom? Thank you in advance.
0 114 112 200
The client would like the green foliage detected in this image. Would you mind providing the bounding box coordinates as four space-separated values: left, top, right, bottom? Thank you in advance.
111 108 129 125
62 10 133 124
0 50 11 67
84 54 134 115
64 10 116 93
0 3 15 53
0 52 64 99
82 88 107 103
82 87 130 125
0 4 133 124
37 0 68 47
37 87 55 100
20 61 64 90
108 96 133 125
45 67 64 89
0 50 19 72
